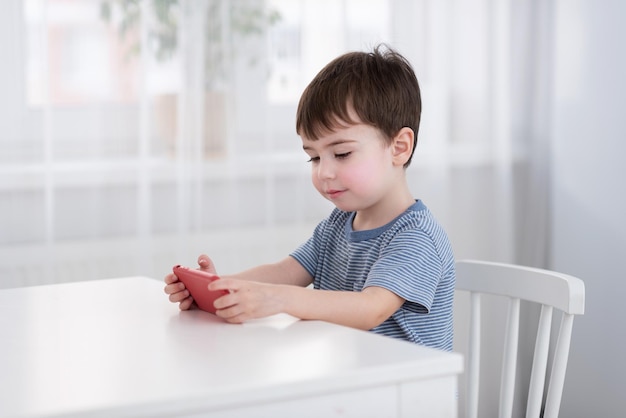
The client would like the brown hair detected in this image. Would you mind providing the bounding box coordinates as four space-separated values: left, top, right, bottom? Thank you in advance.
296 44 422 167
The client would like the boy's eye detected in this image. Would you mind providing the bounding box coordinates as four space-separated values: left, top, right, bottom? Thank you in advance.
335 152 351 159
307 156 320 163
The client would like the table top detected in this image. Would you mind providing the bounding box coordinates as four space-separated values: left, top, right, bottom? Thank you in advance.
0 277 463 417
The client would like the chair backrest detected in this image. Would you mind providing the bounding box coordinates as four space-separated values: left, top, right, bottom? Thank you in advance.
455 259 585 418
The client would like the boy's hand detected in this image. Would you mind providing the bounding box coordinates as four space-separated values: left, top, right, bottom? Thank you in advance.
209 278 284 323
163 254 218 311
164 272 195 310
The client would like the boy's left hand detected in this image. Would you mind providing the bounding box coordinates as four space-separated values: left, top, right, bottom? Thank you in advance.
209 278 284 323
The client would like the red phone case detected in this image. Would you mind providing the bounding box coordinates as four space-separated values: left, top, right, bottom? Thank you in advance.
172 265 228 314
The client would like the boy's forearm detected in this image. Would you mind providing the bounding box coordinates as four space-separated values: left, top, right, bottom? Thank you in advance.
277 285 403 331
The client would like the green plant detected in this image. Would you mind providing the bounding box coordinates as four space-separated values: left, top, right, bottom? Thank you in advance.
100 0 281 88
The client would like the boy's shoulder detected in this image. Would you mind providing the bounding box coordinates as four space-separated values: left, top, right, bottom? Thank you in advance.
388 200 432 229
383 200 450 243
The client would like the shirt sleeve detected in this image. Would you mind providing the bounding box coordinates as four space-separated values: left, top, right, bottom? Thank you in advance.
364 227 443 314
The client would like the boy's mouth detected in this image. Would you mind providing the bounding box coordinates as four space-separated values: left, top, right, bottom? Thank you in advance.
326 189 345 199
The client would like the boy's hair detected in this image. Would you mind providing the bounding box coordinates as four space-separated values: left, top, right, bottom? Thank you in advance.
296 44 422 167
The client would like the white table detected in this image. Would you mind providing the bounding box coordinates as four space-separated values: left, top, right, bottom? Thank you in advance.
0 277 463 417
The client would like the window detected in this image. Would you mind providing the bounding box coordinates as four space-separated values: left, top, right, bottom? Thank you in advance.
2 0 510 287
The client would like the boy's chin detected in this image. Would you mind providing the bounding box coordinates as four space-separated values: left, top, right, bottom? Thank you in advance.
329 201 361 213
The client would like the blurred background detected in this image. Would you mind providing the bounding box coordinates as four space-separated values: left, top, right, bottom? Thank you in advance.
1 0 624 417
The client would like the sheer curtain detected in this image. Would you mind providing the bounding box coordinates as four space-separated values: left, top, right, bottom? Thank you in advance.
0 0 552 287
1 0 553 415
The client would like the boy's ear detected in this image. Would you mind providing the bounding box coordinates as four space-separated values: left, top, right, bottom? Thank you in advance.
391 127 414 166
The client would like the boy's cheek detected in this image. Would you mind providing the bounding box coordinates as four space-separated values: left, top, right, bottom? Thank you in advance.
345 159 383 183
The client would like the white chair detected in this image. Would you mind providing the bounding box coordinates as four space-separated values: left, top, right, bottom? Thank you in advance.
455 259 585 418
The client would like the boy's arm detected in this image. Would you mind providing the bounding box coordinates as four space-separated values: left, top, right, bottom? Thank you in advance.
281 285 405 330
210 278 405 331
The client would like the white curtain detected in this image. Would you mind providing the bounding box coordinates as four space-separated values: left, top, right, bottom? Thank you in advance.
1 0 555 416
7 0 552 409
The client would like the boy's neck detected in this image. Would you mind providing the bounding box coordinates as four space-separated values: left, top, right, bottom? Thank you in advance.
351 185 415 231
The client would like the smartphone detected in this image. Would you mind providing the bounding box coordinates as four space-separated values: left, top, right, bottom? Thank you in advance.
172 265 228 314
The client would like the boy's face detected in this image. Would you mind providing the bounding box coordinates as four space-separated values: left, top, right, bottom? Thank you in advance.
301 121 400 214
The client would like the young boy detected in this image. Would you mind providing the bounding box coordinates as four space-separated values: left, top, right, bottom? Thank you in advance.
164 44 455 351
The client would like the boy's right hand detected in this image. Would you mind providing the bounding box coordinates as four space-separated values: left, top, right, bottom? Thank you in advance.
164 272 195 311
164 254 218 311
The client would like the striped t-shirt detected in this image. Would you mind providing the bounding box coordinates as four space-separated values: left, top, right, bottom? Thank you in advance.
290 200 455 351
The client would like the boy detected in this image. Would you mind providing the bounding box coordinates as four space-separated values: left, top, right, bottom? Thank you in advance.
164 44 455 351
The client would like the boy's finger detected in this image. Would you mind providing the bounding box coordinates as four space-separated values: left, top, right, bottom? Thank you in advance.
179 297 194 311
164 273 178 284
164 281 185 295
208 277 235 291
197 254 215 272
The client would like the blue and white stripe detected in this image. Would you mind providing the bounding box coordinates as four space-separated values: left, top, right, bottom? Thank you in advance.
291 200 455 351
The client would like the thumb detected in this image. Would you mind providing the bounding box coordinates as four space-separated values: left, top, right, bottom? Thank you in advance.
197 254 217 274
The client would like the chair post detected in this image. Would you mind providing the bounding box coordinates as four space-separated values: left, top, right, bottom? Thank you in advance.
467 292 481 418
543 313 575 418
526 305 553 418
499 297 520 418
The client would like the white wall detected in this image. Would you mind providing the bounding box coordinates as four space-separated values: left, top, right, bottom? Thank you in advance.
551 0 626 416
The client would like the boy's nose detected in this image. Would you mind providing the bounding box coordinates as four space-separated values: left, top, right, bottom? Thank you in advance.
317 159 335 180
